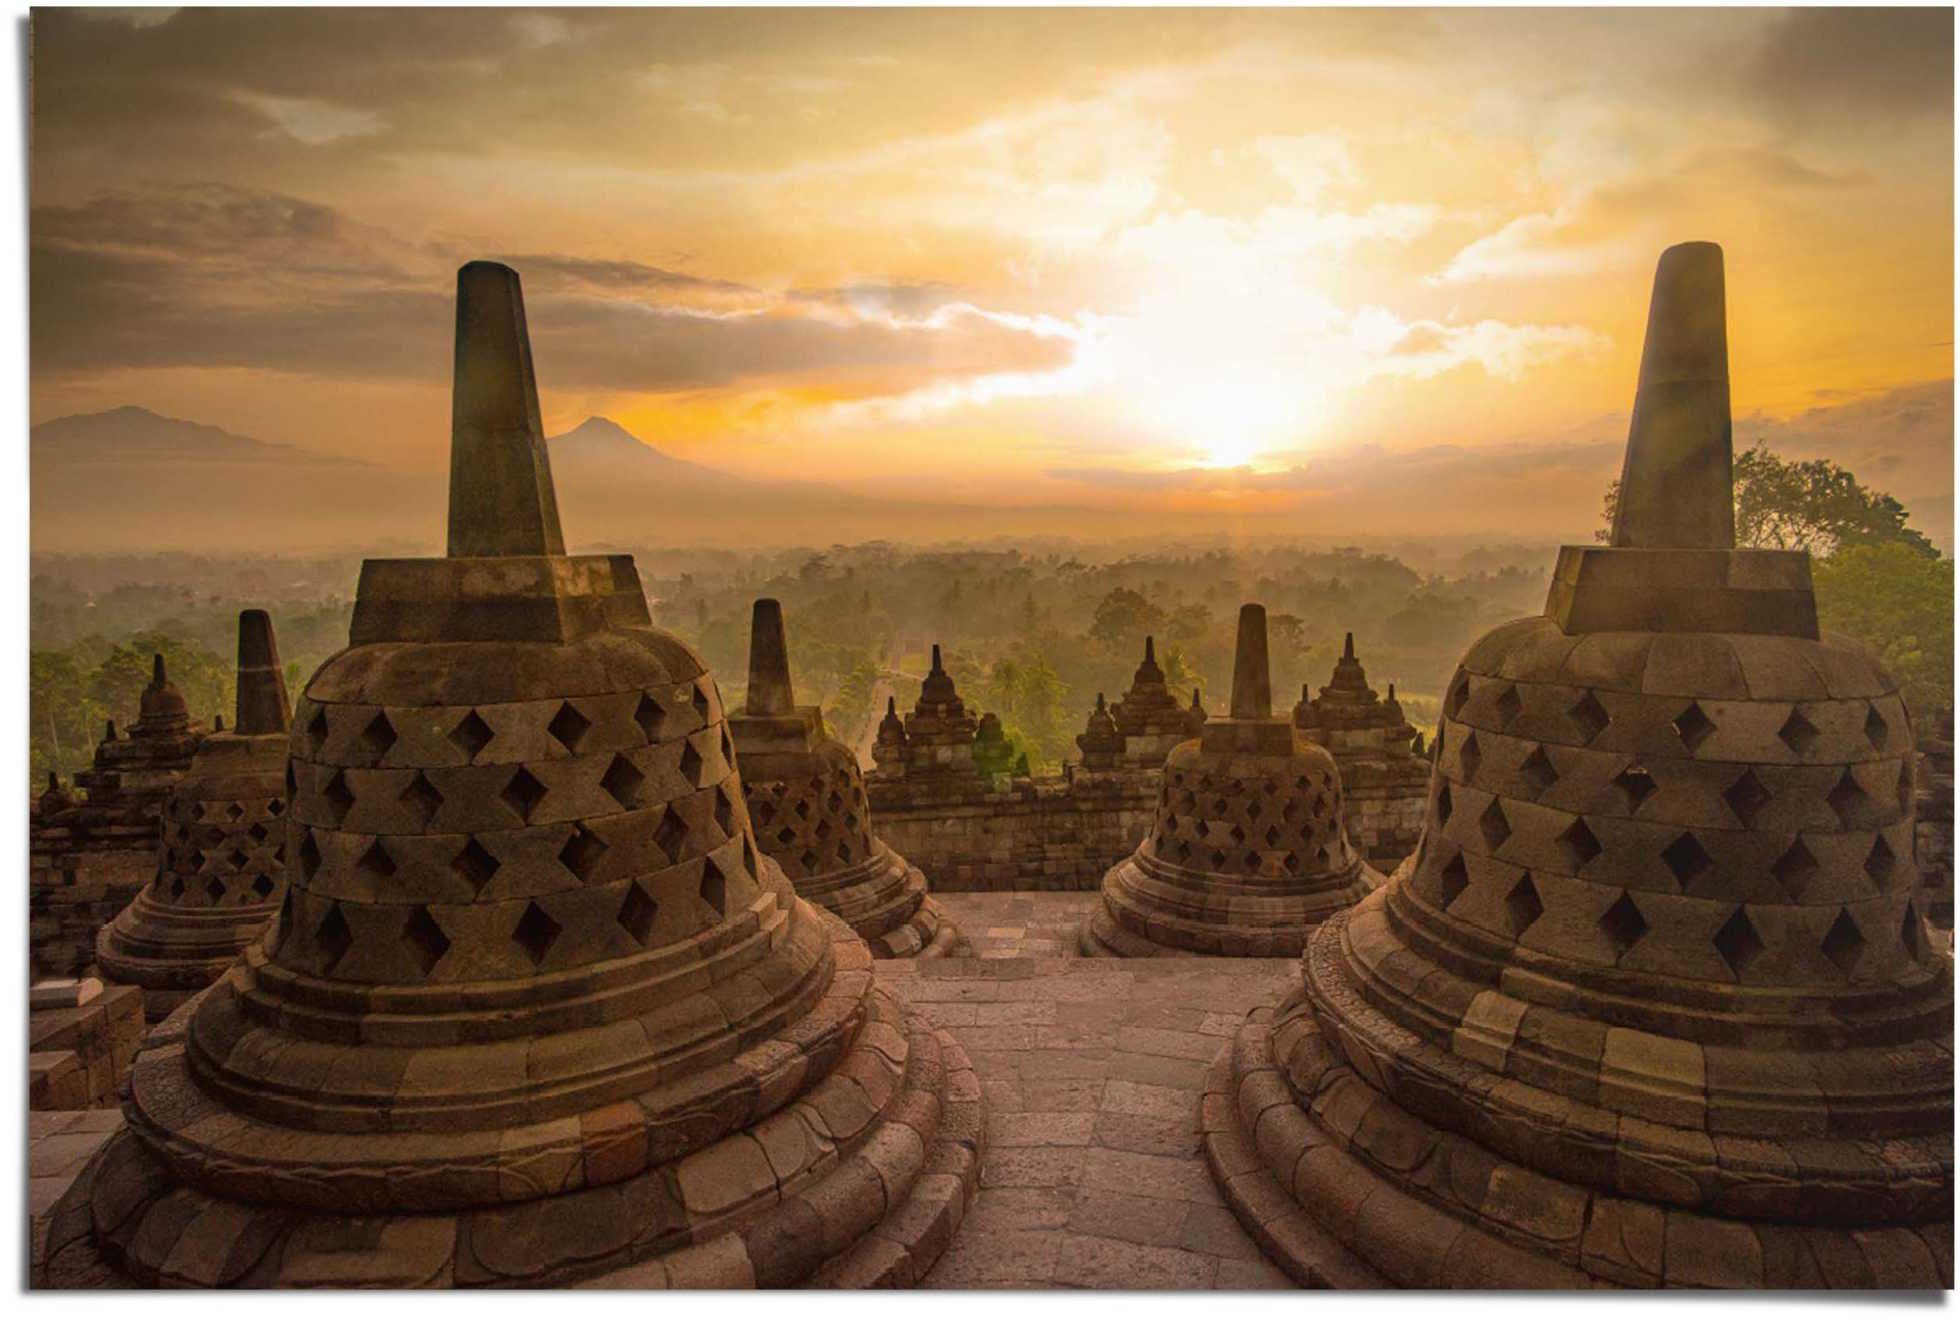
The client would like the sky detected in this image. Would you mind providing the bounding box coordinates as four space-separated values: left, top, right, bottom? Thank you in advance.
29 6 1957 548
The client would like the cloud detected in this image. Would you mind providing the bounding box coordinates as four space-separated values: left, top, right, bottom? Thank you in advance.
1745 8 1954 131
1047 435 1624 494
232 92 386 145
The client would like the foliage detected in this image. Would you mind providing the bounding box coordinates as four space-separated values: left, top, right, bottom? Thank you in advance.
1814 543 1954 721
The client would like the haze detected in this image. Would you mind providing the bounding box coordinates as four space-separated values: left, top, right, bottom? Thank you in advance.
29 6 1955 553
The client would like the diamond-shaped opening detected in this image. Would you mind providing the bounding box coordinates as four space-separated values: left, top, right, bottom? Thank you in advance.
1478 799 1512 853
547 701 592 755
1228 823 1247 846
306 706 330 753
227 847 250 870
321 769 355 824
601 754 646 810
634 693 667 743
1821 908 1866 977
1210 849 1228 869
1245 801 1262 823
1721 768 1773 829
691 682 713 726
1901 902 1928 963
1612 764 1656 814
1713 906 1765 978
251 873 275 900
1175 841 1194 863
700 857 728 916
1241 851 1263 876
450 708 496 762
1459 731 1482 781
1265 825 1282 848
1864 704 1890 753
355 839 397 880
1493 683 1523 729
679 739 705 787
297 829 322 880
1503 874 1543 937
1556 817 1602 872
751 797 775 827
205 875 227 903
249 822 270 843
559 823 610 882
775 824 797 847
827 789 845 814
226 801 245 821
714 788 737 838
1777 707 1821 757
1866 835 1897 885
1826 769 1868 828
268 797 285 817
358 711 398 761
513 901 562 968
1444 672 1471 719
400 771 444 824
1438 851 1470 909
1660 832 1714 887
1672 701 1715 754
501 765 549 823
1281 799 1301 825
169 875 187 898
1598 892 1648 956
1436 783 1454 827
187 847 207 872
655 807 690 864
619 882 659 946
403 906 450 978
813 817 832 840
1518 745 1559 797
452 837 499 895
316 901 354 972
793 798 811 820
1568 690 1610 744
1772 840 1820 901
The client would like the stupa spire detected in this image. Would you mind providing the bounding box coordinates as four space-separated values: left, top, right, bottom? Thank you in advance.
232 609 291 736
1609 241 1733 550
445 260 567 559
150 654 166 688
1229 604 1272 720
744 598 795 716
1343 631 1355 660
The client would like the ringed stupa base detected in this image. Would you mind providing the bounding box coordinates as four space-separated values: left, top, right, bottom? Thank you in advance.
37 903 982 1290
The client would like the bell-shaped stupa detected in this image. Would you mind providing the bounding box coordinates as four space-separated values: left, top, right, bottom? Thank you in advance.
38 262 981 1290
1201 242 1953 1288
74 654 203 808
1080 604 1379 957
1076 693 1123 771
732 599 960 958
96 610 293 1022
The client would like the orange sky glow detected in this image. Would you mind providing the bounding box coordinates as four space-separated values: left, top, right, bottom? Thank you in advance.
29 6 1957 547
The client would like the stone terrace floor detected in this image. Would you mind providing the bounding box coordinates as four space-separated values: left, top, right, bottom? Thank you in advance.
30 893 1304 1290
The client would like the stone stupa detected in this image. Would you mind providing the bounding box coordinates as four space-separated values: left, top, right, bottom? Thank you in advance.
1201 242 1953 1288
732 599 960 958
1080 604 1379 957
96 610 293 1022
1110 637 1191 768
38 261 981 1290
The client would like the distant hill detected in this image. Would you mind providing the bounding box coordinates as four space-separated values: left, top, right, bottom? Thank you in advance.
32 405 365 468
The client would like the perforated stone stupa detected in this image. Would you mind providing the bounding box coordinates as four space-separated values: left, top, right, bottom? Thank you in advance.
1201 242 1953 1288
1080 604 1379 957
96 610 293 1022
732 599 960 958
37 261 981 1290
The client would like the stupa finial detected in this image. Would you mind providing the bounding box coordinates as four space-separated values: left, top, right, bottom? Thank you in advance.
446 261 567 559
233 609 291 736
1144 635 1156 664
1343 631 1355 660
745 598 796 716
150 653 167 688
1610 241 1734 550
1229 604 1272 720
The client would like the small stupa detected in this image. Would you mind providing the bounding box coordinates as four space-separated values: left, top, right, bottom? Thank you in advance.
1109 636 1190 767
1080 604 1379 957
38 261 981 1290
1202 243 1953 1288
73 654 203 809
870 695 909 775
901 645 980 778
1075 693 1123 771
96 610 293 1021
1293 632 1419 759
732 599 960 958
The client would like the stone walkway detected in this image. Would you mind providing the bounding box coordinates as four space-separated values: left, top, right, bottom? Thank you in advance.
29 894 1302 1290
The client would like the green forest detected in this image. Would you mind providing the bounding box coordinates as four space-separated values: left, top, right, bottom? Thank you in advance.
30 447 1952 790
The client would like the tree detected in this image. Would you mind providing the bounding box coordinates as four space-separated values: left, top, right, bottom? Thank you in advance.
1089 587 1163 653
1597 441 1937 557
1814 543 1953 721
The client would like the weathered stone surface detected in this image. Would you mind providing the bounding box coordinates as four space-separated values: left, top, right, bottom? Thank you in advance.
1203 242 1953 1289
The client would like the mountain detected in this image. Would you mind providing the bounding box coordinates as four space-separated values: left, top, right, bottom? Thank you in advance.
32 405 364 468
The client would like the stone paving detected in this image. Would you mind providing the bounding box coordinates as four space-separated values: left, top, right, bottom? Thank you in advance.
28 893 1302 1290
895 892 1299 1288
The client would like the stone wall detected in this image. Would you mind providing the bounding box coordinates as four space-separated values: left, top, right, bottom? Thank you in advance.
30 838 154 981
1340 758 1431 872
868 766 1158 892
28 981 145 1110
1917 734 1954 933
